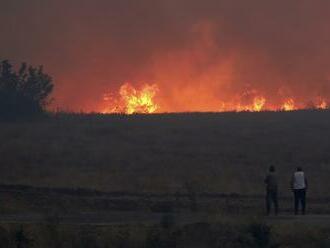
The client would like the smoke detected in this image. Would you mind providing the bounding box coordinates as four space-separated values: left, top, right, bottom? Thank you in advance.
1 0 330 111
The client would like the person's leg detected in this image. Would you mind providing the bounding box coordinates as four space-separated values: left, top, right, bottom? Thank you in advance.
298 190 304 214
266 190 271 215
294 190 299 215
273 191 279 215
301 189 306 215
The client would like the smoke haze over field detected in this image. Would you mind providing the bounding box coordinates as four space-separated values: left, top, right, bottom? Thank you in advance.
1 0 330 112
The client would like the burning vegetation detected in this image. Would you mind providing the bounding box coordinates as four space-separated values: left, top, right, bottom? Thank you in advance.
282 99 296 111
102 83 159 114
101 83 328 114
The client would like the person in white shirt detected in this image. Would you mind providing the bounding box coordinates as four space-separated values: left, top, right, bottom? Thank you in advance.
290 167 308 215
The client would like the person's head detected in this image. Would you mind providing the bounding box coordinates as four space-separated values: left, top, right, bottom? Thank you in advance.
297 166 303 172
269 165 275 172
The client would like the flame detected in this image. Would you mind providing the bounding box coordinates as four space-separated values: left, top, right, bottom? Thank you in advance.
281 99 296 111
100 83 329 114
316 99 327 109
252 96 266 112
120 83 159 114
102 83 159 114
221 96 266 112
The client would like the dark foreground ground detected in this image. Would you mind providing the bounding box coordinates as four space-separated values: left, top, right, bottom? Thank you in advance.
0 209 329 248
1 111 330 247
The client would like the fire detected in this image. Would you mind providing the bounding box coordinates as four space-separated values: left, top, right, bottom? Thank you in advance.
316 99 327 109
101 83 329 114
120 83 159 114
281 99 296 111
233 96 266 112
252 96 266 112
102 83 159 114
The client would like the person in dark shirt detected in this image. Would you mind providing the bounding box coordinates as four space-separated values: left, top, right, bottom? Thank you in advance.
265 165 278 215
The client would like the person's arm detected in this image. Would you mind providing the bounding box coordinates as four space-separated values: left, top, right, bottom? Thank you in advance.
290 175 294 191
264 175 269 185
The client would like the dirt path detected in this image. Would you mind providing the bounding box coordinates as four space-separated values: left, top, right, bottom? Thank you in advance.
0 212 330 226
266 214 330 226
0 212 208 226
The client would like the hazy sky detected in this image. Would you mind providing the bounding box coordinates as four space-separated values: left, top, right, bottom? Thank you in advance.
1 0 330 111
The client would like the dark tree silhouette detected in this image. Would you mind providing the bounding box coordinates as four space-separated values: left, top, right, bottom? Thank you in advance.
0 60 53 119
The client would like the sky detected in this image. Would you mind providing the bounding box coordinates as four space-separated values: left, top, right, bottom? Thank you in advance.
1 0 330 112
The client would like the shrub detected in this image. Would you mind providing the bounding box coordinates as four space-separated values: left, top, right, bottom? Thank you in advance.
0 60 53 120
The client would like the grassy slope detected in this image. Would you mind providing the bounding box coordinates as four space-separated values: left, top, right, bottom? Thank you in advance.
0 110 330 197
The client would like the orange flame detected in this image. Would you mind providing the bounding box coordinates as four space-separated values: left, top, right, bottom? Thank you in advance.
316 99 327 109
281 99 296 111
234 97 265 112
100 83 329 114
252 96 266 112
102 83 159 114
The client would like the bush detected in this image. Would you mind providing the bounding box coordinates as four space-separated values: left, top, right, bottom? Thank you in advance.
0 60 53 120
13 226 33 248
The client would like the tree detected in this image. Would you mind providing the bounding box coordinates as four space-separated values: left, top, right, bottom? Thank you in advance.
0 60 54 119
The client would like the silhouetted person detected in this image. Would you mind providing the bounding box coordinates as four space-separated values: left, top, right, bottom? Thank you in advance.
291 167 308 215
265 165 278 215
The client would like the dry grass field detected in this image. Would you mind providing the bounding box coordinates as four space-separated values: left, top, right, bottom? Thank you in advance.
0 111 330 247
1 110 330 197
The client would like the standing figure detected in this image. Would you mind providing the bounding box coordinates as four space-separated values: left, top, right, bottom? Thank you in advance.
291 167 308 215
265 165 279 215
